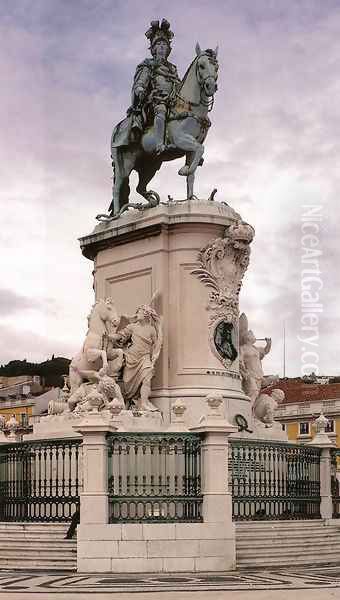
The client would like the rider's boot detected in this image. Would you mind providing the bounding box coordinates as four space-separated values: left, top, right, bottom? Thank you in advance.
154 108 166 155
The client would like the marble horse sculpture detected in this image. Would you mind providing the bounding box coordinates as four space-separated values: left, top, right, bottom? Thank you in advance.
69 298 123 393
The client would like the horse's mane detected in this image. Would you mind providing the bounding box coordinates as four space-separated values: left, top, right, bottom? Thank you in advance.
88 300 101 321
178 56 198 92
87 299 111 327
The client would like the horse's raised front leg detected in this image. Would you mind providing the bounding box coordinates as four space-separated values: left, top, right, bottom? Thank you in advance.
173 133 204 177
85 348 108 371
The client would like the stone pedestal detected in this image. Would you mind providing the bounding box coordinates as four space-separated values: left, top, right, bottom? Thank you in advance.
73 412 116 525
307 413 335 520
23 414 82 441
190 393 237 525
233 419 289 442
0 430 10 444
80 199 251 428
76 397 237 573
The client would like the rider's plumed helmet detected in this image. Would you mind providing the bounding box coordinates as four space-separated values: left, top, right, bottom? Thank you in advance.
145 19 174 54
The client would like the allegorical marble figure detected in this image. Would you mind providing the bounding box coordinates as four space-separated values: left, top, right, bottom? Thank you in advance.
116 304 163 411
239 313 272 408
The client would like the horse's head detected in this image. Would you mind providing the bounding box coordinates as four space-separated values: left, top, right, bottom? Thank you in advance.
195 42 219 97
91 298 120 327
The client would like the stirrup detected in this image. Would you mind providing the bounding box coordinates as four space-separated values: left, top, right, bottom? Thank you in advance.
155 143 166 156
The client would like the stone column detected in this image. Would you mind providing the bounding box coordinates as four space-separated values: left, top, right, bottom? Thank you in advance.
319 448 333 520
73 413 116 525
190 392 237 523
307 412 334 520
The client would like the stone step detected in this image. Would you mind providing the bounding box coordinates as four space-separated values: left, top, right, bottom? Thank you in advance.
237 541 340 552
0 523 69 528
0 524 77 571
0 546 76 555
236 525 339 534
236 523 328 533
0 523 70 534
237 530 340 541
0 562 77 575
0 555 76 563
236 520 327 528
236 524 340 531
0 539 76 546
238 553 340 568
0 525 69 528
235 520 340 568
0 561 76 570
0 534 73 541
0 526 71 536
0 530 72 541
238 541 340 556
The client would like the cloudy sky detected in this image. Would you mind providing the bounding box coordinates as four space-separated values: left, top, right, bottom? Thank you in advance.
1 0 339 377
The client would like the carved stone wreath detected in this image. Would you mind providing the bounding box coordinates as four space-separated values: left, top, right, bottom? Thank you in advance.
191 219 254 367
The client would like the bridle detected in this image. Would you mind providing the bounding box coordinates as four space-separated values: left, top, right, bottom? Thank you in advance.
195 54 218 110
175 53 217 113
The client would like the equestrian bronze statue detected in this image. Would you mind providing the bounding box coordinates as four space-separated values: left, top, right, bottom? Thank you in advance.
100 19 219 221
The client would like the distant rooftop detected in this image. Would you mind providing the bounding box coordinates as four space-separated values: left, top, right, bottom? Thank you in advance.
265 380 340 404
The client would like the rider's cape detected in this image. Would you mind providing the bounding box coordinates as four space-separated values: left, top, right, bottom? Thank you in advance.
111 59 152 150
111 111 144 149
111 115 132 149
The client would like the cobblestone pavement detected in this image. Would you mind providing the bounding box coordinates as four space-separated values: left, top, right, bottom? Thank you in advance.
0 565 339 597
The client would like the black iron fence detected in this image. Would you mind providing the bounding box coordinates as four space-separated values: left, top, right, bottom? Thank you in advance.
1 432 336 525
0 438 82 522
331 448 340 518
107 432 202 523
229 439 321 521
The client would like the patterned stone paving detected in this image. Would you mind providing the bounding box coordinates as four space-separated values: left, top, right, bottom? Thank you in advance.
0 565 339 594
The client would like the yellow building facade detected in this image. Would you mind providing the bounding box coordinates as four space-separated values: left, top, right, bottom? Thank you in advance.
285 419 340 448
0 402 33 427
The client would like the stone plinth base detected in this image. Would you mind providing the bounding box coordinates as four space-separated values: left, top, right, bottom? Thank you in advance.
23 414 82 440
155 389 251 432
0 431 9 444
232 419 288 442
79 199 251 429
112 409 164 431
77 521 235 573
26 409 172 441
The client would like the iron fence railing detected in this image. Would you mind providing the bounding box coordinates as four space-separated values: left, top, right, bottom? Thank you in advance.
107 432 202 523
229 439 321 521
0 438 82 522
331 448 340 518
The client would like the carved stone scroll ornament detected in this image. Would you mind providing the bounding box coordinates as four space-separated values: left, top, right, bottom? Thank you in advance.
191 220 254 367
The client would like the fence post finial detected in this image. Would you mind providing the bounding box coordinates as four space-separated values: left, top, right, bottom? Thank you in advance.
308 411 334 520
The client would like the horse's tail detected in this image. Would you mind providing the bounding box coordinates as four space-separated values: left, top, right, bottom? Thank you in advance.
109 146 132 215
